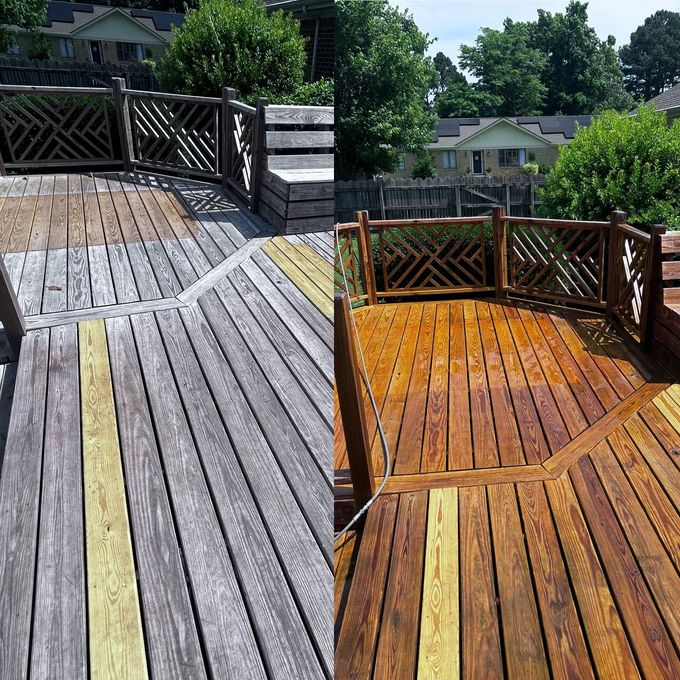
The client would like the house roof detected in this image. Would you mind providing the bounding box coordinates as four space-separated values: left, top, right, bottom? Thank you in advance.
647 83 680 112
13 2 185 42
429 115 593 149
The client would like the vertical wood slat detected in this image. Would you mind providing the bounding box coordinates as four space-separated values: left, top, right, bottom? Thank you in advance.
357 210 378 305
249 96 268 214
112 77 134 172
606 210 627 319
640 224 666 351
221 87 236 190
335 291 376 511
492 205 507 299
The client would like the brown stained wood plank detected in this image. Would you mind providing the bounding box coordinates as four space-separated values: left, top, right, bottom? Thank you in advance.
370 304 422 474
626 409 680 508
374 491 428 679
2 176 35 254
418 488 459 680
79 319 147 680
570 456 680 679
607 424 680 571
379 464 551 493
517 482 594 680
67 175 92 311
532 307 606 421
544 381 669 476
545 474 640 679
30 324 86 680
589 441 680 642
487 483 549 680
652 391 680 444
105 316 207 679
421 304 450 472
334 532 358 641
394 303 437 473
514 305 589 436
464 300 498 468
549 311 622 408
502 303 570 452
335 494 399 679
91 175 139 305
459 486 503 680
488 302 548 464
0 329 49 679
448 301 473 470
477 301 524 466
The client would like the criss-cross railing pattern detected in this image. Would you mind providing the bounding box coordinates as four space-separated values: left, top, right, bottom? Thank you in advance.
376 218 490 295
224 101 256 200
335 224 366 302
507 217 607 305
128 92 220 177
0 86 116 168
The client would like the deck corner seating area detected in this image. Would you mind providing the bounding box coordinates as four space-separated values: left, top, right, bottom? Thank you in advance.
334 207 680 678
0 80 334 234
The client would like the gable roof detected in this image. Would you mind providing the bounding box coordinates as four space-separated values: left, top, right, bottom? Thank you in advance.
430 115 593 149
647 83 680 112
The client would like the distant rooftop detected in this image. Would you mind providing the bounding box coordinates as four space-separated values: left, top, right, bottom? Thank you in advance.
646 83 680 112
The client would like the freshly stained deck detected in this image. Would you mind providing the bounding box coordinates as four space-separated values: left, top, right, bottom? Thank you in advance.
0 174 334 680
335 299 662 488
335 297 680 679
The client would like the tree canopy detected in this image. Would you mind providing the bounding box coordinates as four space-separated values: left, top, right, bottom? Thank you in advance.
540 106 680 228
157 0 306 102
336 0 437 179
619 10 680 101
0 0 46 52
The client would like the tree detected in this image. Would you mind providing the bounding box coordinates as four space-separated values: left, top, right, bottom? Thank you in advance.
412 151 436 179
336 0 437 179
531 1 631 114
0 0 46 52
157 0 306 102
619 10 680 101
434 80 501 117
432 51 463 94
459 19 547 116
28 30 50 59
540 105 680 228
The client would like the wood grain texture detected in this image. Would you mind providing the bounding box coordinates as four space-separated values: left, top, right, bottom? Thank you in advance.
418 488 459 680
78 319 148 680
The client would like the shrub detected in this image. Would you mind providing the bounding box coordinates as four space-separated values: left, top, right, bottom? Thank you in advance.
412 151 436 179
279 78 334 106
522 162 539 175
28 31 50 59
540 105 680 229
157 0 306 103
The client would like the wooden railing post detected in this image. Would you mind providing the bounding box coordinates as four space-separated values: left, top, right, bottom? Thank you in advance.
606 210 627 318
357 210 378 305
0 255 25 356
640 224 666 351
492 205 507 299
249 96 268 214
335 291 376 513
112 77 133 172
221 87 236 190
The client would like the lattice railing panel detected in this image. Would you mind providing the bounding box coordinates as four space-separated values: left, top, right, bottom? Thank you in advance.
129 95 219 176
227 107 255 198
0 91 116 166
610 232 649 334
335 227 365 301
508 223 605 303
377 222 489 293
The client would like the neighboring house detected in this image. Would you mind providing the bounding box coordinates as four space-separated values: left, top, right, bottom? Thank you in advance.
646 83 680 124
392 115 593 178
6 2 184 65
265 0 334 80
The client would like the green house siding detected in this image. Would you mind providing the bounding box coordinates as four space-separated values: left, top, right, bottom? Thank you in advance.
456 120 551 150
74 13 164 44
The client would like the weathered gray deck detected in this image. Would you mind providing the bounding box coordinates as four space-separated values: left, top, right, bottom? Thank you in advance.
0 173 333 680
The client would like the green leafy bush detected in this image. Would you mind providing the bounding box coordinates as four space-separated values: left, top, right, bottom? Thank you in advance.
412 152 436 179
279 78 334 106
522 162 539 175
157 0 306 102
540 105 680 228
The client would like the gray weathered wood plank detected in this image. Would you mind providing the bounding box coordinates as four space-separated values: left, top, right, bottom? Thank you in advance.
42 175 68 313
66 174 92 310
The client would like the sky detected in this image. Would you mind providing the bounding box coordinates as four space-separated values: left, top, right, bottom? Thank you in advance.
389 0 680 70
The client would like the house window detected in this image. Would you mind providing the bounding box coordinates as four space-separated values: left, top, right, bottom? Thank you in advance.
116 42 144 63
6 37 20 56
499 148 527 168
442 150 457 169
58 38 75 59
397 153 406 171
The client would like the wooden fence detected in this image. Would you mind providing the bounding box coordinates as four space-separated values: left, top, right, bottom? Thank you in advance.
0 57 157 90
335 175 547 222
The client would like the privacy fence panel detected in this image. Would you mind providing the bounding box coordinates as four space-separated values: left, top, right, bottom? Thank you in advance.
0 85 118 169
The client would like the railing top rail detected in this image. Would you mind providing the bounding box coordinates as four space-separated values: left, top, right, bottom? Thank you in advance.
122 88 221 105
337 222 360 232
617 222 652 243
505 215 609 229
228 100 257 114
367 216 489 228
0 84 111 95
